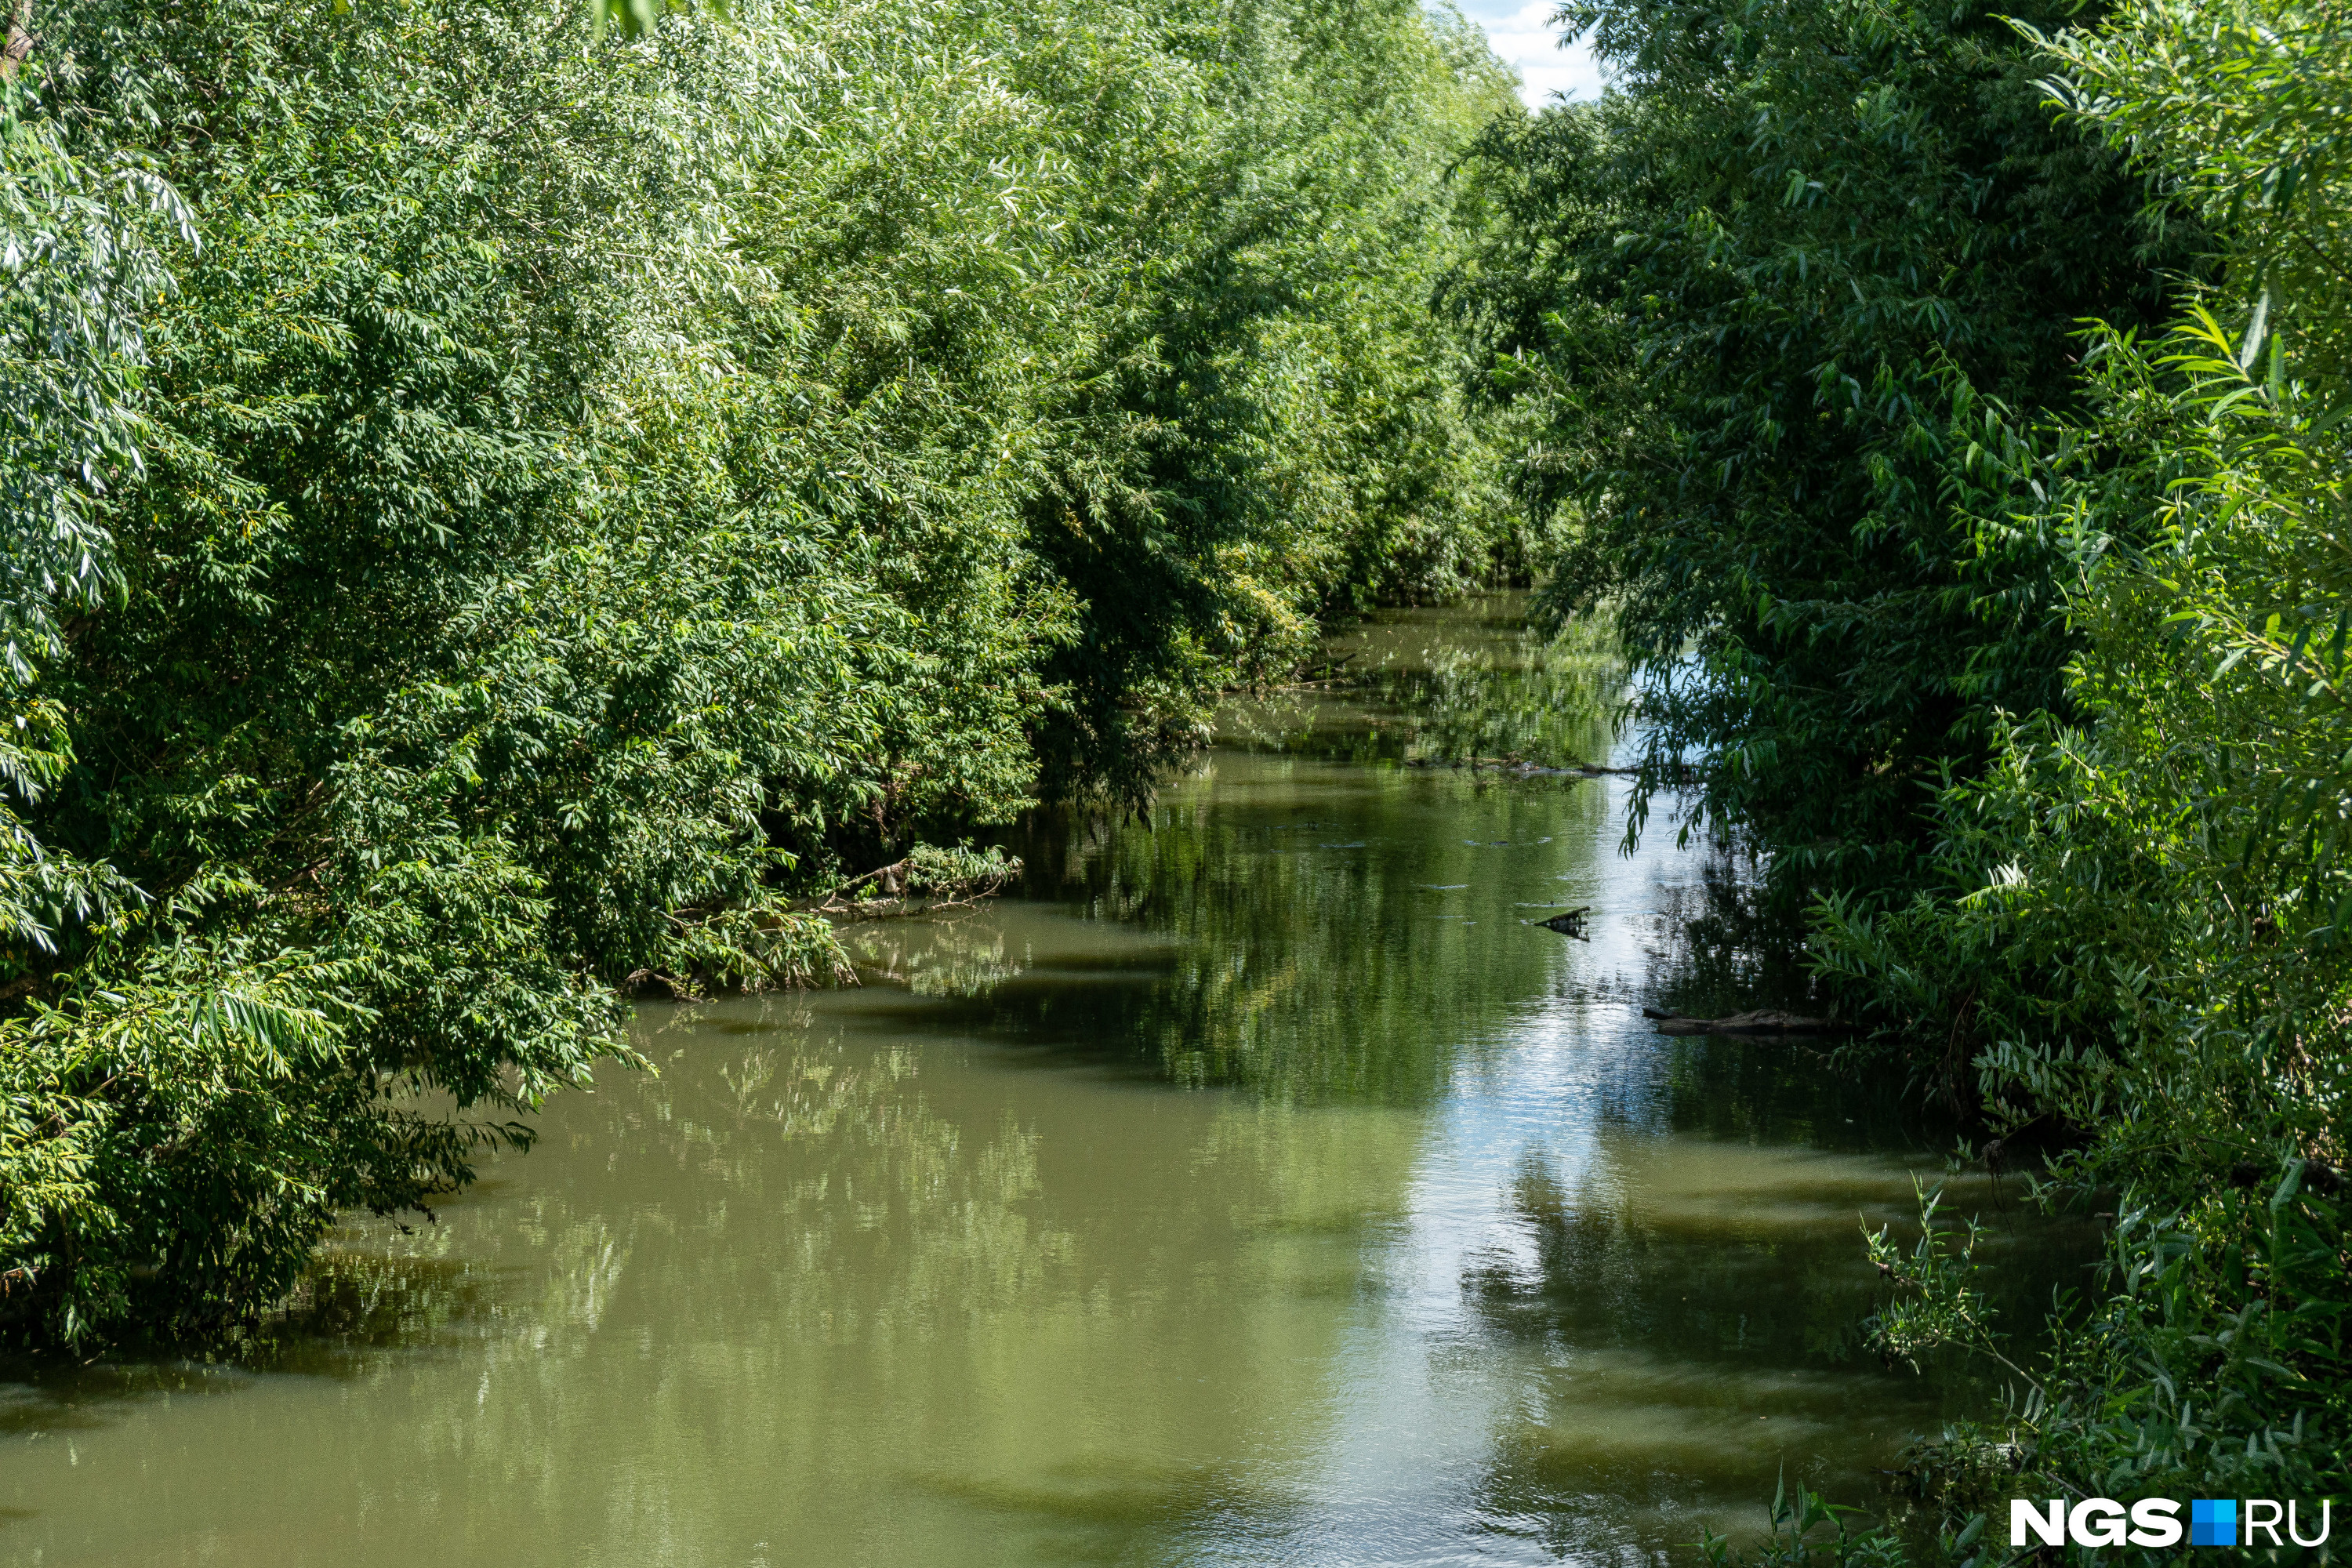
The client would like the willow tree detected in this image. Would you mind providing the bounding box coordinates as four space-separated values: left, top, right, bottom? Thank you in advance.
1453 0 2201 906
0 0 1519 1347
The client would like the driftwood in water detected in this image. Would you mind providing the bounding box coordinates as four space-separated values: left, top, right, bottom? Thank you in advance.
814 854 1022 921
1641 1007 1851 1037
1537 906 1591 940
1405 755 1635 779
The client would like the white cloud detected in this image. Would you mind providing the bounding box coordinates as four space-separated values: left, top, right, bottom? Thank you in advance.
1454 0 1607 108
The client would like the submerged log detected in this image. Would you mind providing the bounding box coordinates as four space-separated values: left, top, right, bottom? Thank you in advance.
1640 1007 1850 1037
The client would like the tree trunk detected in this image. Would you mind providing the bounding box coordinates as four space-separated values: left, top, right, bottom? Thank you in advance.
2 0 33 82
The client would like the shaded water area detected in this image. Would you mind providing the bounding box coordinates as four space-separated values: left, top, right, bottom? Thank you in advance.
2 597 2095 1566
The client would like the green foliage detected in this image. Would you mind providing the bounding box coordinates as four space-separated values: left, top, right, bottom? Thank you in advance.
1698 1475 1915 1568
2034 0 2352 384
1452 0 2199 902
1862 1183 2034 1389
1796 0 2352 1542
0 0 1522 1346
0 96 186 674
1842 1183 2342 1556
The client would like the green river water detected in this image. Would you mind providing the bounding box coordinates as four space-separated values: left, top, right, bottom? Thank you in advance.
0 597 2092 1566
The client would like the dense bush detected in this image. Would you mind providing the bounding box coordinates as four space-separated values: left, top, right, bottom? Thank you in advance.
1450 0 2199 902
1810 0 2352 1537
0 0 1523 1346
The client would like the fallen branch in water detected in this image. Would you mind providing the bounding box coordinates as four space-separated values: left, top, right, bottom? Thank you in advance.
1536 906 1591 940
1405 756 1624 778
1278 651 1359 688
1641 1007 1853 1037
814 845 1024 921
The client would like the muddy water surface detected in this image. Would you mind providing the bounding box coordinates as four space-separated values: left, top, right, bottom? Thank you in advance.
0 597 2092 1566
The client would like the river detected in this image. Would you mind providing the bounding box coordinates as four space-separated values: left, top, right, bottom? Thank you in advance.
1 596 2091 1566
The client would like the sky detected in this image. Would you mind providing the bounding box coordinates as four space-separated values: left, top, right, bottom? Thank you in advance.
1457 1 1606 108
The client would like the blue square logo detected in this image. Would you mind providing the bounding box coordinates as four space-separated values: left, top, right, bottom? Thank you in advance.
2191 1499 2238 1547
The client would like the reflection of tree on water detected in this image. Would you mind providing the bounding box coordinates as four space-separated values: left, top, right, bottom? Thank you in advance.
37 989 1428 1565
1473 1144 1914 1370
1222 597 1624 769
257 1249 514 1363
1457 1029 2103 1559
970 594 1634 1104
0 1221 619 1432
229 1009 1079 1372
1462 1138 2097 1559
836 911 1034 998
621 1019 1080 1335
995 764 1606 1105
1635 848 1828 1025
